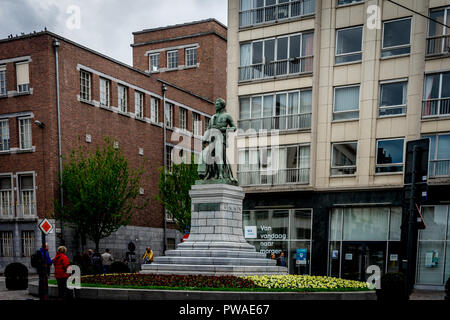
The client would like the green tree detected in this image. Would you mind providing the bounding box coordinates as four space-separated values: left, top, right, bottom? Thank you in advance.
55 138 148 252
156 156 198 233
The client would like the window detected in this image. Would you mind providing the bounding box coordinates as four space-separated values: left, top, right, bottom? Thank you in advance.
16 62 30 93
239 0 315 27
427 7 450 55
149 53 160 72
80 70 91 101
0 175 13 217
239 89 312 132
193 113 201 136
204 117 210 133
331 142 357 175
135 91 144 118
179 107 187 130
166 146 173 172
239 32 314 81
376 138 404 173
333 85 360 120
185 47 197 66
0 120 10 151
167 50 178 69
423 72 450 117
151 97 159 122
19 118 32 150
382 18 411 57
0 231 13 257
238 144 310 185
22 231 34 257
379 80 407 116
337 0 363 6
165 103 173 128
18 174 35 217
99 78 110 107
118 85 128 113
0 65 6 95
335 26 363 64
423 133 450 177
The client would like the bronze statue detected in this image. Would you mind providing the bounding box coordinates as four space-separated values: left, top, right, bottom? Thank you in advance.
197 98 238 185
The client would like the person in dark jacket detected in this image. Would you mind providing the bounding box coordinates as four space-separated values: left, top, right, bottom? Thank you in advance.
37 243 53 300
52 246 70 300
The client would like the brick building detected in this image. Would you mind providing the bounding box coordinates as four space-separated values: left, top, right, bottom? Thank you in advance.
0 20 225 272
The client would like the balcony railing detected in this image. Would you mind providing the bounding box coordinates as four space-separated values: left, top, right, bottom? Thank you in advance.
0 205 14 220
429 159 450 178
239 0 315 28
16 203 37 219
422 98 450 118
238 168 310 186
239 57 313 82
238 113 311 132
426 35 450 56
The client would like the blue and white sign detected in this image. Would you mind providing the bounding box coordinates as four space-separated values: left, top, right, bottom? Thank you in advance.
296 248 307 265
244 226 257 239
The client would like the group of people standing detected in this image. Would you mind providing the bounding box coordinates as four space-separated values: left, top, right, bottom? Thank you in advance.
73 248 114 275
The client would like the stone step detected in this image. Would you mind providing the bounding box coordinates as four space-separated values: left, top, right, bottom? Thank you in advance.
177 241 255 251
153 256 276 266
140 263 288 275
165 249 267 259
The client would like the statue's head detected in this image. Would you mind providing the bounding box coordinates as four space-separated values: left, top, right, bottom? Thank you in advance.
215 98 226 112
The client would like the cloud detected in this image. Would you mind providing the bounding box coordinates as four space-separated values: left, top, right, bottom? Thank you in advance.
0 0 227 65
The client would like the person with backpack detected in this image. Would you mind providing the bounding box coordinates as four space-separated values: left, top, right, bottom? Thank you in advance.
31 243 52 300
52 246 70 300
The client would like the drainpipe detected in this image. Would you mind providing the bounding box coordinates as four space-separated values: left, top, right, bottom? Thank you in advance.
162 83 168 254
53 38 64 243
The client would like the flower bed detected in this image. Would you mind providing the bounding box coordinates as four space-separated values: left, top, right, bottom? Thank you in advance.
73 273 370 292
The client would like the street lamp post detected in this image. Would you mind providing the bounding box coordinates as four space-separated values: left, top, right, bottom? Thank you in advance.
162 83 168 254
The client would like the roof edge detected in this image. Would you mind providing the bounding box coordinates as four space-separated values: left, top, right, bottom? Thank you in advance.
133 18 227 35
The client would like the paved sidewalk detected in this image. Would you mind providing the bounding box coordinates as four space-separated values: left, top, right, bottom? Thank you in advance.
409 289 446 300
0 276 39 300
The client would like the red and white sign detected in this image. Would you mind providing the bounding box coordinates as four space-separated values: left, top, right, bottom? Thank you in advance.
39 219 54 235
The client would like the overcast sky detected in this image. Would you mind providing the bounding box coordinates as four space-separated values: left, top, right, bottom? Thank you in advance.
1 0 228 65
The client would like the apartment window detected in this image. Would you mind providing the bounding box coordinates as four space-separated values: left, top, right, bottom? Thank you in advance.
331 142 357 175
333 85 360 120
239 0 315 27
337 0 363 6
16 62 30 93
376 138 404 173
238 144 310 185
99 78 110 107
19 174 35 217
118 85 128 113
165 103 173 128
423 72 450 117
0 120 10 151
0 231 13 257
0 176 13 217
382 18 411 57
335 26 363 64
239 32 314 81
423 133 450 177
193 112 201 136
167 50 178 69
239 89 312 132
135 91 144 119
151 97 159 122
149 53 160 72
179 107 187 131
21 231 34 257
379 80 407 116
19 117 32 150
166 146 173 172
204 117 210 133
427 7 450 55
0 65 6 95
185 47 197 67
80 70 91 101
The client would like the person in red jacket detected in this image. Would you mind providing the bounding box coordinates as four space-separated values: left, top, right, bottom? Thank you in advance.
52 246 70 300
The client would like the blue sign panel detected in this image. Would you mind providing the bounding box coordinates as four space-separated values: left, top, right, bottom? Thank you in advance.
296 248 307 265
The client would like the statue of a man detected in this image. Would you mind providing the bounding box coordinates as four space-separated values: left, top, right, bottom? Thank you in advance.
197 98 237 185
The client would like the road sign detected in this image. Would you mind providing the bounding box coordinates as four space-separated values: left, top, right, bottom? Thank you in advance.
39 219 53 235
404 138 429 185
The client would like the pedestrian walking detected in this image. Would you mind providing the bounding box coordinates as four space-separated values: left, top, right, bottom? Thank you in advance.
101 249 114 274
92 251 103 274
52 246 70 301
31 243 52 300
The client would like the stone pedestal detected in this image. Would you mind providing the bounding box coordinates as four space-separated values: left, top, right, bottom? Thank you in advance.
141 184 287 275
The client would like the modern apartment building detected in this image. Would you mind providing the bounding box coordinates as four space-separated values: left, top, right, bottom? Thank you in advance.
228 0 450 289
0 20 223 272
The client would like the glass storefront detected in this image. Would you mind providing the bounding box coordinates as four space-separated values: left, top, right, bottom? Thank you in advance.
242 208 312 274
416 205 450 286
328 207 402 281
